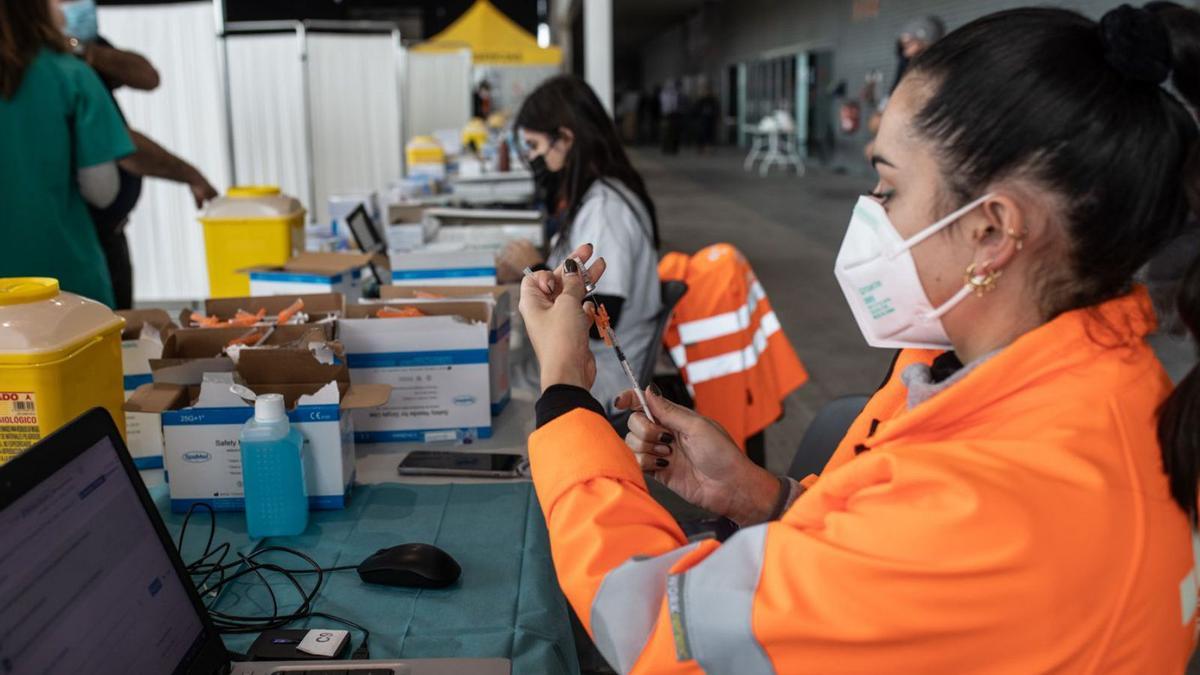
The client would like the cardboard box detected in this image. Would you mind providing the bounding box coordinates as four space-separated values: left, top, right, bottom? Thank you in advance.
242 253 375 300
431 128 462 157
379 286 512 416
389 245 496 287
421 207 543 251
126 343 390 513
434 224 543 250
387 223 438 252
338 300 493 443
422 207 542 228
117 309 175 469
449 171 535 204
180 293 345 328
385 177 437 204
329 191 379 228
387 203 428 225
150 324 335 385
385 204 438 252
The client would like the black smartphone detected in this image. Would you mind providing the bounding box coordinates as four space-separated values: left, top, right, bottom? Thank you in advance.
397 451 527 478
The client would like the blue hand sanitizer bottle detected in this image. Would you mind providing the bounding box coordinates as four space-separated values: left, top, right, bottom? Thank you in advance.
240 393 307 538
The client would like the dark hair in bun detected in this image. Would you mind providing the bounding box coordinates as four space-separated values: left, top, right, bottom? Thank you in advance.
907 6 1200 523
1100 4 1172 83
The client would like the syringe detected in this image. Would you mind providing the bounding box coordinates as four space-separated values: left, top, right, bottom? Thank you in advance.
524 260 656 423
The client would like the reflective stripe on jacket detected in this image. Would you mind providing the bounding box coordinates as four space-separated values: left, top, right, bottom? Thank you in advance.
529 287 1197 674
659 244 808 447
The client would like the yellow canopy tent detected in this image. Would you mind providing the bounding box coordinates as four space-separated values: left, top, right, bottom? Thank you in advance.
413 0 563 66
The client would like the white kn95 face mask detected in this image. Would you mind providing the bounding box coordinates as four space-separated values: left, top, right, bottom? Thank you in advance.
834 193 993 350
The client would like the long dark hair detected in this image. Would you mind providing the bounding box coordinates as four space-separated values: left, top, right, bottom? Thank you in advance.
516 75 660 248
1152 2 1200 527
0 0 69 99
908 5 1200 522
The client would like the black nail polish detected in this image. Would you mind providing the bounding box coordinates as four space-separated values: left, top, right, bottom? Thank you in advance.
563 258 579 275
655 458 669 468
659 433 674 444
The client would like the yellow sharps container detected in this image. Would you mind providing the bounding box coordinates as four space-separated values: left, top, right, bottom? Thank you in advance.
199 185 306 297
0 278 125 464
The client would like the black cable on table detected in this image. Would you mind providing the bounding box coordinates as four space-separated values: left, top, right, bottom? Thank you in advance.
175 503 371 659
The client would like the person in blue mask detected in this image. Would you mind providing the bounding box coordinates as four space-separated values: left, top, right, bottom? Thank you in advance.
56 0 218 309
0 0 133 307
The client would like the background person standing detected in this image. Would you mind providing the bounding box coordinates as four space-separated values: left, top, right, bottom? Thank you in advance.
57 0 217 309
0 0 133 307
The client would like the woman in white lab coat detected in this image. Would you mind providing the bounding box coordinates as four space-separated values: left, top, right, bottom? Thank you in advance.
500 75 662 414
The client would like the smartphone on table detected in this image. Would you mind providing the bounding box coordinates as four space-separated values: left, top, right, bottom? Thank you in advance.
397 451 528 478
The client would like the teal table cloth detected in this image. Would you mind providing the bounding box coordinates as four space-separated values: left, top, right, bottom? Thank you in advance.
155 482 579 675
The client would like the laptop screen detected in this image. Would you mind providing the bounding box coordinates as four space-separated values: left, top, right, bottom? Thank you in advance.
345 205 391 287
0 437 207 674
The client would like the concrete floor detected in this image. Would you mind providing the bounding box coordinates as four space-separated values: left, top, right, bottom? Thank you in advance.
630 146 1198 476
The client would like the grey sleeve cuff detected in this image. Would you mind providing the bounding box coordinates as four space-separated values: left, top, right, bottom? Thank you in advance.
781 477 804 514
766 476 804 522
78 161 120 208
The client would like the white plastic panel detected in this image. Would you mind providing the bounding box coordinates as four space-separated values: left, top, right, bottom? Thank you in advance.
405 49 472 139
307 33 403 226
482 65 559 115
97 1 229 302
225 33 309 209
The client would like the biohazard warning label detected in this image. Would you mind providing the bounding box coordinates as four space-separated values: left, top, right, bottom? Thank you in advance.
0 392 40 462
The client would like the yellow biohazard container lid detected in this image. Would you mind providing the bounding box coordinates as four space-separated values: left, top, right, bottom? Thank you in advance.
0 278 125 356
228 185 281 198
201 185 305 220
407 136 445 153
406 136 446 165
462 117 489 147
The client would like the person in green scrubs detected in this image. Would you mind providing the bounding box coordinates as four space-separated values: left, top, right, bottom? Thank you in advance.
0 0 134 307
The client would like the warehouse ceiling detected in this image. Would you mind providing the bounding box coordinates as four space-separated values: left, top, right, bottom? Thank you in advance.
613 0 710 51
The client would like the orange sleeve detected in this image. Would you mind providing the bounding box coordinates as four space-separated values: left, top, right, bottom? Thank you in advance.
530 410 1157 673
528 408 689 636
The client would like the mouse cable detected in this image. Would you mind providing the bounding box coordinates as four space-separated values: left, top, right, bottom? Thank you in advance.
180 505 359 577
176 503 372 659
199 549 369 658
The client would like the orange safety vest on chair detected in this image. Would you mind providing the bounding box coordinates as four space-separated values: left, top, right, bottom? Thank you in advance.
658 243 808 448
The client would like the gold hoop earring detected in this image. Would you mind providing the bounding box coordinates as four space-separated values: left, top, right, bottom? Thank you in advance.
965 263 1002 296
1006 227 1026 251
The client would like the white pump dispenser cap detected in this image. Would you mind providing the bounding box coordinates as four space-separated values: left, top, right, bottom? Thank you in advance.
254 393 287 423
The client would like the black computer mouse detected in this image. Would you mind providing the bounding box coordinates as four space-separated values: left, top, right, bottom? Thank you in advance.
356 543 462 589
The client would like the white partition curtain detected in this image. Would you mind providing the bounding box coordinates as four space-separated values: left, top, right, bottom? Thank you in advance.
98 2 228 301
224 34 309 212
481 65 559 116
96 5 412 301
307 33 404 226
404 49 473 139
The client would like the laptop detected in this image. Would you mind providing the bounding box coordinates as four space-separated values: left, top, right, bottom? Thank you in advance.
345 204 392 288
0 408 510 675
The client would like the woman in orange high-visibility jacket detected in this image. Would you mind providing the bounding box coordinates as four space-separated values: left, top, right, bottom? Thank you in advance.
519 7 1200 674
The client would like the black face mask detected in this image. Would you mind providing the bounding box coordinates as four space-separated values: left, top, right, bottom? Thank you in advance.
529 154 563 208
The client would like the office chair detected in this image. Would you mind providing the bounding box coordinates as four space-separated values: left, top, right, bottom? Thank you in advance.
786 394 870 480
680 393 871 545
